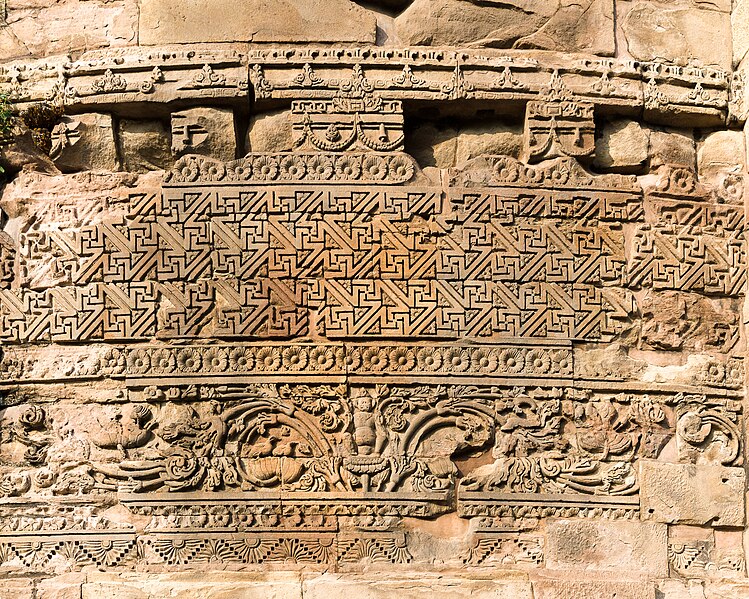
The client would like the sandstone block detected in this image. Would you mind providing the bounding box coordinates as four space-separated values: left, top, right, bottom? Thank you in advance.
454 122 524 166
409 120 522 169
37 573 84 599
640 460 745 526
622 3 731 69
545 519 668 576
734 0 749 65
50 113 118 173
697 130 745 179
171 107 236 162
0 579 34 599
394 0 614 55
638 291 738 352
409 123 460 169
302 573 533 599
704 582 749 599
139 0 376 44
248 109 295 153
82 572 302 599
118 120 172 173
656 580 707 599
649 129 696 170
532 578 654 599
0 122 58 174
594 120 649 172
0 0 137 61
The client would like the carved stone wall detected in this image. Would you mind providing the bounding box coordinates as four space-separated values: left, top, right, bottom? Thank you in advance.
0 2 747 598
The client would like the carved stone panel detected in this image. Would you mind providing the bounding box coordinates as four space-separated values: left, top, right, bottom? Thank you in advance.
0 17 745 598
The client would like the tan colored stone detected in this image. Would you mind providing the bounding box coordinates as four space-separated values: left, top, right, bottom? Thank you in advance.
657 580 707 599
83 572 302 599
118 120 172 173
639 291 738 352
649 129 696 169
704 582 749 599
0 579 34 599
622 3 731 69
574 344 647 380
0 2 744 593
545 519 668 576
640 460 745 526
51 113 118 173
395 0 546 47
409 123 459 169
454 122 524 166
38 573 84 599
303 573 533 599
409 120 522 169
514 0 615 54
0 122 58 175
532 578 654 599
248 109 295 153
697 130 745 179
733 0 749 65
139 0 376 44
395 0 614 54
82 583 146 599
0 0 137 61
594 119 649 172
171 107 236 162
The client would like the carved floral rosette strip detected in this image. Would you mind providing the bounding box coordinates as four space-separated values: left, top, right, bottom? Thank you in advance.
164 153 418 186
0 531 411 570
0 344 574 383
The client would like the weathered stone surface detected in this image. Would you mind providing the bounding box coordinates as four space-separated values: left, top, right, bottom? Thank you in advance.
545 520 668 576
640 461 745 527
656 580 707 599
574 344 648 380
532 578 655 599
409 120 522 168
0 2 745 598
171 107 236 161
697 130 745 179
248 109 295 153
704 582 749 599
83 573 302 599
139 0 376 44
50 113 118 173
0 122 58 174
394 0 614 54
649 129 696 169
733 0 749 65
621 3 731 68
37 574 84 599
118 120 172 173
0 0 138 61
594 120 649 172
638 292 739 352
0 579 34 599
303 573 533 599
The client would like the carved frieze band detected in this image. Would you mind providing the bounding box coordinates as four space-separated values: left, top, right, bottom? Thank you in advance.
250 50 730 125
0 531 412 569
0 47 733 123
2 155 743 345
1 385 740 504
0 343 573 384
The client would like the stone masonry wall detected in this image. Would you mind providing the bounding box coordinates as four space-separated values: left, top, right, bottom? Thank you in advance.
0 1 747 598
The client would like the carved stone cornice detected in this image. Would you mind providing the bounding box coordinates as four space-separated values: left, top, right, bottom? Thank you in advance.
0 46 733 126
